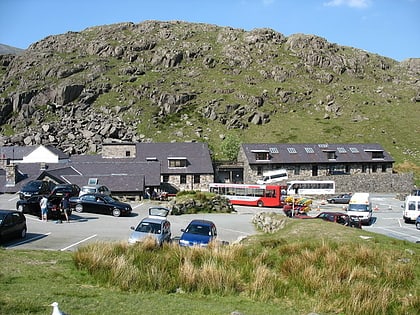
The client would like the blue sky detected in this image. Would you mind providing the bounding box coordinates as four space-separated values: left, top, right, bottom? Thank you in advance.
0 0 418 61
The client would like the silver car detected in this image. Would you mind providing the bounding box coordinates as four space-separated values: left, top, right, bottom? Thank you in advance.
128 207 171 245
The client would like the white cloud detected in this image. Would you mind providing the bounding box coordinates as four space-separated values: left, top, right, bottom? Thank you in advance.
323 0 371 8
262 0 275 6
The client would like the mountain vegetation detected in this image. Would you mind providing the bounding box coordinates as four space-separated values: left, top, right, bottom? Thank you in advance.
0 20 419 176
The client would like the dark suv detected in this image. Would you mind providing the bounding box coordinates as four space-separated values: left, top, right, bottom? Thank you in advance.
18 180 54 200
16 183 80 220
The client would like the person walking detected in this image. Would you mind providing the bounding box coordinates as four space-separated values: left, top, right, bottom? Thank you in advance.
39 195 48 222
61 193 71 223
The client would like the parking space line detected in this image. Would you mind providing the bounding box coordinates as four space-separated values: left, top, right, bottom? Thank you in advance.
6 232 52 248
8 194 19 202
60 234 97 251
374 227 419 241
132 203 144 209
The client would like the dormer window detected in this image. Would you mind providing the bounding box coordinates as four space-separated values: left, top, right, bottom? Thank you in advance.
365 149 384 159
168 157 187 168
251 150 270 161
323 150 337 160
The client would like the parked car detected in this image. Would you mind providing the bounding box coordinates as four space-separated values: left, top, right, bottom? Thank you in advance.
0 210 27 243
416 215 420 230
326 194 352 204
294 211 361 228
179 219 218 247
317 211 361 228
16 184 80 220
69 193 132 217
79 185 111 196
128 207 171 245
18 180 54 200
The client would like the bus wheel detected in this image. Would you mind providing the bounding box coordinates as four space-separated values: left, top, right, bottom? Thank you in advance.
257 201 264 207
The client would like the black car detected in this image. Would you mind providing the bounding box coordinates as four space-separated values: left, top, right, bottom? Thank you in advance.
69 193 132 217
0 210 27 243
19 180 54 200
16 184 80 220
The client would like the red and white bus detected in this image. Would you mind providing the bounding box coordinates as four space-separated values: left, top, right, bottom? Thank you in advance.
209 183 287 207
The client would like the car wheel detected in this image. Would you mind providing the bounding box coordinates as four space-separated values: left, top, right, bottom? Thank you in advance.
416 222 420 230
17 204 24 212
330 200 335 204
20 227 27 239
112 208 121 217
75 204 83 213
257 201 264 207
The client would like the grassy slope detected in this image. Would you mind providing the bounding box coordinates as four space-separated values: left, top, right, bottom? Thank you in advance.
1 218 419 315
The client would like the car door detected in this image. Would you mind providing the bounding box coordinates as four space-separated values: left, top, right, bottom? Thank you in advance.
0 213 15 240
94 195 111 214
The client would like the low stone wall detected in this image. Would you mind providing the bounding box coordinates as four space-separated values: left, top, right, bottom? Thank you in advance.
252 212 287 233
318 172 414 194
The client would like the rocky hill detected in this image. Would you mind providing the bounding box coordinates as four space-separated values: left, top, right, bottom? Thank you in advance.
0 43 24 55
0 20 419 167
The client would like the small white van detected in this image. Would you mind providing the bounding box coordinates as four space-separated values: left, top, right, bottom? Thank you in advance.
256 169 288 184
347 192 372 224
402 195 420 223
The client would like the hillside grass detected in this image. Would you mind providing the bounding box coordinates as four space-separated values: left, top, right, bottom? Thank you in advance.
1 218 419 315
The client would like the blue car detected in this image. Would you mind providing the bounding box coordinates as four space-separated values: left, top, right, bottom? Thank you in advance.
179 219 218 247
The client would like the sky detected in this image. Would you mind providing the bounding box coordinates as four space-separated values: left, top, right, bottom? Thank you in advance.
0 0 419 61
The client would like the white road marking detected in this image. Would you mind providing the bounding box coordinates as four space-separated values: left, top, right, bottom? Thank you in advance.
8 194 19 202
6 232 52 248
60 234 97 251
373 227 419 241
132 203 144 209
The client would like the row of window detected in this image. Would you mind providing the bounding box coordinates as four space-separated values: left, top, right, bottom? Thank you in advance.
254 151 385 161
162 174 201 184
257 164 389 176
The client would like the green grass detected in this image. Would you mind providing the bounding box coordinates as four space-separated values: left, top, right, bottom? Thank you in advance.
1 218 419 315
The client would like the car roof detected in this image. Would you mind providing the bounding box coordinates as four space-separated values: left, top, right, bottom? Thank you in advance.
75 193 110 198
188 219 215 226
319 212 347 216
141 217 168 224
81 184 107 188
0 209 22 214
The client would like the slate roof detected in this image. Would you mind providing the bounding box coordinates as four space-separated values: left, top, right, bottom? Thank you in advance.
0 145 69 161
135 142 214 174
241 143 395 165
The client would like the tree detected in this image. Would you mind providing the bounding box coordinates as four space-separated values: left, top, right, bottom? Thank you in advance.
220 134 240 161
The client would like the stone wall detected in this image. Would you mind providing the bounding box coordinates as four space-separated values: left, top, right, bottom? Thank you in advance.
320 172 414 194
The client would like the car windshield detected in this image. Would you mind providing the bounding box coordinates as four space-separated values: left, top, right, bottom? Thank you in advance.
348 204 369 211
136 222 161 234
25 181 42 189
0 213 6 223
186 224 211 236
102 195 115 203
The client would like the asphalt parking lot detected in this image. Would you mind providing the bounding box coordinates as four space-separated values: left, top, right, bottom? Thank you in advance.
1 193 419 251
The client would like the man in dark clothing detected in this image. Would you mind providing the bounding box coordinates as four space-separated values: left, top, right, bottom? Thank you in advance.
61 194 71 223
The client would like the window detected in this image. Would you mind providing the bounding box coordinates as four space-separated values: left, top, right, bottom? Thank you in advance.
362 165 367 173
125 151 131 157
255 152 270 160
162 175 169 183
194 175 200 184
168 158 187 168
180 175 187 184
371 151 384 159
327 151 337 160
287 147 297 154
257 166 263 176
372 164 377 173
294 166 300 175
382 164 387 172
349 147 359 153
305 147 314 153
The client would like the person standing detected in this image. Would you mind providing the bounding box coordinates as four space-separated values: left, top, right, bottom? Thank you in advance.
39 195 48 222
61 193 71 223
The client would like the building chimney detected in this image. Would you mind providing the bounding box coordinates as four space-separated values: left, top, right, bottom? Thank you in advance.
5 164 17 187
